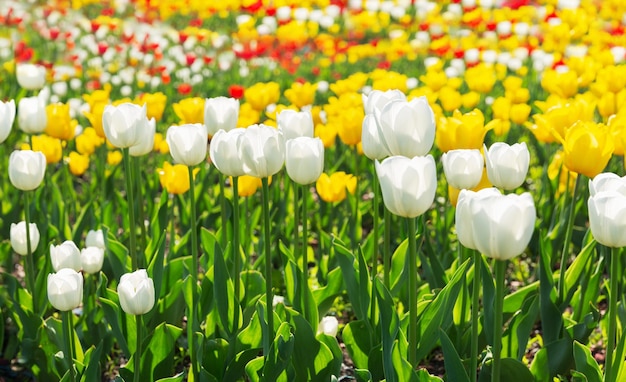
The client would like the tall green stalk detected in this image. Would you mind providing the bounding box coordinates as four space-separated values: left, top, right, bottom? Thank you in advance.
492 260 506 382
122 148 139 270
407 216 418 368
134 314 143 382
384 207 391 289
63 310 76 382
372 173 380 277
24 191 36 309
294 184 301 261
219 173 228 249
605 247 620 382
470 250 481 382
187 166 199 381
558 175 580 304
262 177 274 356
232 176 241 333
301 184 309 322
132 157 147 252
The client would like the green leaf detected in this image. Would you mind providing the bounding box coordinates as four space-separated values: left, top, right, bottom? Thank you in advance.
502 294 540 360
354 369 373 382
202 338 229 379
479 357 534 382
375 279 400 382
312 267 343 318
538 234 563 345
80 343 104 382
334 240 369 321
530 337 574 379
154 373 185 382
290 314 338 381
262 322 294 381
244 356 264 382
224 349 262 381
342 320 374 370
563 239 596 309
414 259 471 362
99 296 130 356
214 241 241 336
439 328 470 382
137 323 183 381
572 340 602 382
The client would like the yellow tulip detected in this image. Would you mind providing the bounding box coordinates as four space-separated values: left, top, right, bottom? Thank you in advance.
157 161 198 195
541 69 578 99
316 172 357 203
22 134 63 164
439 87 462 113
135 92 167 121
436 109 494 152
510 103 532 125
314 123 338 148
83 103 107 138
448 168 492 206
82 85 111 112
547 150 577 197
560 121 614 178
237 102 261 127
67 152 90 176
173 97 205 124
76 127 105 155
465 64 497 94
45 103 75 141
284 82 317 108
107 150 123 166
244 82 281 111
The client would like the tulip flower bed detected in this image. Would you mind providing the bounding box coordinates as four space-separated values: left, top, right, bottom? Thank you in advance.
2 0 626 381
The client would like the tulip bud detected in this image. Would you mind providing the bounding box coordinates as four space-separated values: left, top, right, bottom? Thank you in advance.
285 137 324 185
240 124 285 178
16 63 46 91
166 123 208 166
361 114 390 160
85 229 106 249
50 241 82 272
376 97 436 157
278 109 314 141
209 128 246 177
455 188 502 250
18 94 47 134
81 247 105 274
317 316 339 337
442 149 484 190
465 188 536 260
129 118 156 157
204 96 239 136
9 150 46 191
102 103 149 148
0 100 15 143
362 89 406 116
48 268 83 311
375 155 437 218
117 269 155 315
484 142 530 190
589 173 626 197
10 221 40 256
588 191 626 248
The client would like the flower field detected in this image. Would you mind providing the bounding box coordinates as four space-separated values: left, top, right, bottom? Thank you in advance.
1 0 626 381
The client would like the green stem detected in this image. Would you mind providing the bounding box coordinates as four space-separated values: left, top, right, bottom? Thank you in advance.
232 176 241 333
606 247 620 382
169 195 176 259
134 314 143 382
352 147 359 249
24 191 37 310
219 173 228 249
372 172 379 277
558 175 580 305
407 216 418 368
63 311 76 382
294 183 301 260
470 250 481 382
122 148 138 270
383 207 391 289
301 185 309 322
492 260 506 382
262 177 274 356
187 165 199 381
132 157 147 255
